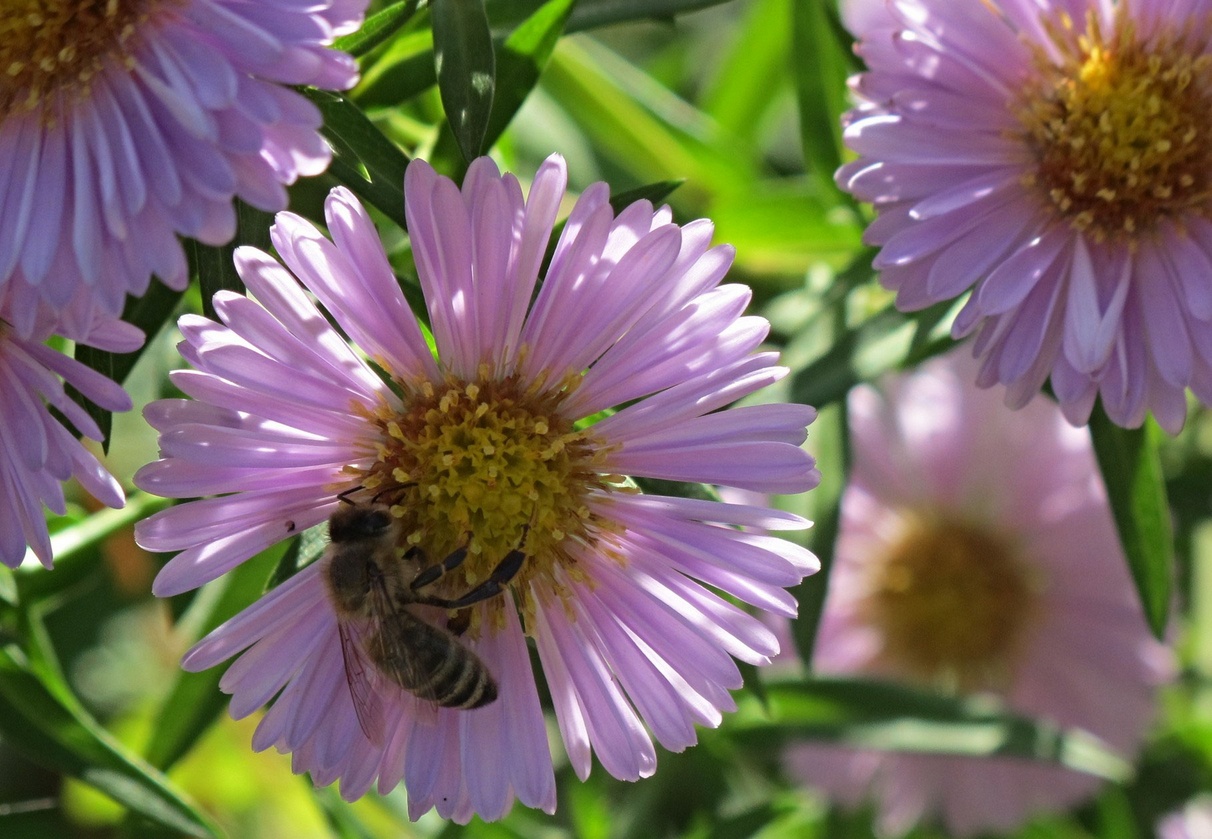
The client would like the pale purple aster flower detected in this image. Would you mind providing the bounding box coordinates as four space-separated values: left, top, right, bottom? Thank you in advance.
787 350 1171 837
0 286 139 567
1158 795 1212 839
838 0 1212 433
0 0 365 322
134 154 820 820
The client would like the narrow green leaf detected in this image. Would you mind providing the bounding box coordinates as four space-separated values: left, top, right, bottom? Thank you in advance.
351 31 436 108
316 788 380 839
789 298 959 409
192 200 274 320
190 238 238 322
481 0 575 150
358 0 716 110
307 89 412 229
790 423 846 665
0 649 219 837
1089 408 1173 639
486 0 735 33
266 519 331 590
334 0 426 57
792 0 853 198
699 0 792 143
608 180 684 213
542 39 758 197
0 567 15 606
736 678 1133 782
432 0 497 162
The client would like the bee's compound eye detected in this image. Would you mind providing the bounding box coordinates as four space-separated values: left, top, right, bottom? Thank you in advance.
330 504 396 543
353 509 393 538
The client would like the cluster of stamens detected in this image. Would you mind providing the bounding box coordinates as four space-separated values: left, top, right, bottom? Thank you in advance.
352 368 616 629
1017 11 1212 242
1 0 156 116
864 515 1037 692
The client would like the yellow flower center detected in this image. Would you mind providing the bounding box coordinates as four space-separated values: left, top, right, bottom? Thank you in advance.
864 516 1037 691
1018 10 1212 242
350 369 616 630
0 0 159 115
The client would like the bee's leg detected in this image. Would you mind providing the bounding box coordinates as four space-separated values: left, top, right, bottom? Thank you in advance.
409 545 470 592
412 547 526 610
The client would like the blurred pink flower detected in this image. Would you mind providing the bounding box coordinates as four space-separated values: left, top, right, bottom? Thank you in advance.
1158 795 1212 839
0 0 365 322
788 350 1170 837
0 287 139 567
837 0 1212 433
135 155 820 820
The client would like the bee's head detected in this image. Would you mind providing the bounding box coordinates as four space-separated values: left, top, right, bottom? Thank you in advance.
329 503 396 544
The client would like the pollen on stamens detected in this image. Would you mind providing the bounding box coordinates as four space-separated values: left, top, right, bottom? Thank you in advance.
0 0 165 116
356 373 616 630
864 515 1039 692
1016 9 1212 243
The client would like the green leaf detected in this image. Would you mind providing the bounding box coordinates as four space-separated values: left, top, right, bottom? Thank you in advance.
542 39 758 198
790 403 848 665
792 0 855 198
735 678 1133 782
481 0 575 150
191 200 274 320
0 648 219 837
1089 408 1173 639
67 280 185 450
315 787 379 839
607 180 684 213
699 0 791 144
266 519 331 590
789 294 959 409
334 0 426 57
352 29 437 108
486 0 736 33
0 567 15 607
307 89 412 229
432 0 497 162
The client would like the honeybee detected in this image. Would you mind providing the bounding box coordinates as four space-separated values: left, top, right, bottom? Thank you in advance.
322 503 526 741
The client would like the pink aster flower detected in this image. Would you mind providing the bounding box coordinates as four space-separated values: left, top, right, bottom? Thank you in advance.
838 0 1212 433
0 0 365 322
134 154 820 820
787 350 1170 836
0 286 139 567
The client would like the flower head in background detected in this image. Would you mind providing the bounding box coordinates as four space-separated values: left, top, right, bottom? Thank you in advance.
1158 795 1212 839
838 0 1212 432
788 350 1170 837
135 155 820 821
0 287 139 567
0 0 365 324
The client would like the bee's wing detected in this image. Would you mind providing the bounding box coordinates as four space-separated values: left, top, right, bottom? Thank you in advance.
365 612 435 693
362 577 435 695
368 607 498 708
336 618 387 745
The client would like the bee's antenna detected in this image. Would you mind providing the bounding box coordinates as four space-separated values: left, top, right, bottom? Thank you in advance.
338 481 418 507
